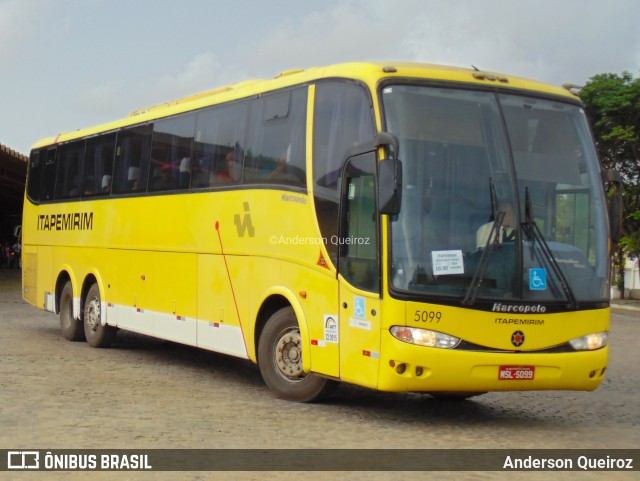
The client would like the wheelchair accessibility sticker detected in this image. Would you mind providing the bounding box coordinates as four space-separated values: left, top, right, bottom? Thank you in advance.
354 296 366 319
529 268 547 291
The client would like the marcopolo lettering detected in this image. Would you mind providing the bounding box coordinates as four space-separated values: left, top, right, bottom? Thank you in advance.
492 302 547 314
37 212 94 231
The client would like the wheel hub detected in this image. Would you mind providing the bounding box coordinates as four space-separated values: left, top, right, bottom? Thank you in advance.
275 329 304 379
85 298 100 332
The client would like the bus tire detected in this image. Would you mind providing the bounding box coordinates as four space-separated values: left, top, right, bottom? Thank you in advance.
258 306 336 403
83 283 116 348
59 281 85 341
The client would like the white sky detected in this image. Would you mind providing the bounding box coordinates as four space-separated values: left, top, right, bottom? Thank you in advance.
1 0 639 155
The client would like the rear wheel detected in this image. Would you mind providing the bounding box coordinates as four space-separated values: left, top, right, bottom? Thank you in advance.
59 281 85 341
83 283 116 348
258 306 336 402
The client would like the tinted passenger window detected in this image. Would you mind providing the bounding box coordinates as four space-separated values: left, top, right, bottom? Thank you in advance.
41 149 57 201
244 88 307 186
55 141 85 199
193 101 248 188
112 125 152 194
27 150 45 202
150 115 196 191
313 81 374 264
84 133 116 196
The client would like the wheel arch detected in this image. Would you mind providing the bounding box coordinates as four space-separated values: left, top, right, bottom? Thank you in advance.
253 289 310 372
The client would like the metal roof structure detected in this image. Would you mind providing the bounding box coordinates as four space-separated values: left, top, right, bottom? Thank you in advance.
0 142 27 224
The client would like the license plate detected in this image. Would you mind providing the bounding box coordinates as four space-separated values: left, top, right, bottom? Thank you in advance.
498 365 535 380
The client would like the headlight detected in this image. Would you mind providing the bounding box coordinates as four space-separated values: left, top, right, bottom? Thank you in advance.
390 326 461 349
569 332 608 351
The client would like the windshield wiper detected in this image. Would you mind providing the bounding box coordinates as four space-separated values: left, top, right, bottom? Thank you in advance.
521 188 578 309
463 178 503 306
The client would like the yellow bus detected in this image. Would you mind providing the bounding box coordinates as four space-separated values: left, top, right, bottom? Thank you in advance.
23 62 612 402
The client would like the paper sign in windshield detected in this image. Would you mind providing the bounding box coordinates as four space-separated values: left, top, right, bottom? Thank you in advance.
431 250 464 276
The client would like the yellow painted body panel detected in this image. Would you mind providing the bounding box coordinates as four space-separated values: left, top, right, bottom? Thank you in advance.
375 297 609 392
378 332 608 392
402 303 610 351
378 332 609 392
338 277 382 389
23 189 338 366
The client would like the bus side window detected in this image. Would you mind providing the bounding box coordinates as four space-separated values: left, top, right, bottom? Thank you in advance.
54 140 85 199
40 148 57 201
193 101 248 188
113 125 152 194
84 133 116 196
150 114 196 192
27 149 45 203
312 81 375 266
244 88 307 186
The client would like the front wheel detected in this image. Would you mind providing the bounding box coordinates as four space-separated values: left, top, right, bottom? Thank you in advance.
83 284 116 348
258 307 336 402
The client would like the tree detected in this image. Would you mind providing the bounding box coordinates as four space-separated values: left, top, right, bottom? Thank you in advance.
580 72 640 296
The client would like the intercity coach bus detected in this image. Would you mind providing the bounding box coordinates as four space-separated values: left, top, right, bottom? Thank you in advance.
23 62 612 402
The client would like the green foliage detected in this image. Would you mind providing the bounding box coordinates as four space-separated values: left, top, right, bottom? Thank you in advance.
581 72 640 292
580 72 640 181
620 211 640 257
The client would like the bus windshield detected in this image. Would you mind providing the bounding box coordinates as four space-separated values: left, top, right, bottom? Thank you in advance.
383 85 609 305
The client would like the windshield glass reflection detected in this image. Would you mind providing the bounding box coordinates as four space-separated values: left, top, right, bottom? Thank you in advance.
383 85 608 304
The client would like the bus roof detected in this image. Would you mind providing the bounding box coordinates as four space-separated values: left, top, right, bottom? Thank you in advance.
31 61 578 150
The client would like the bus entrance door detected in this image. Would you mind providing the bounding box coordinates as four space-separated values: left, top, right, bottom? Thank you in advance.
338 151 381 389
